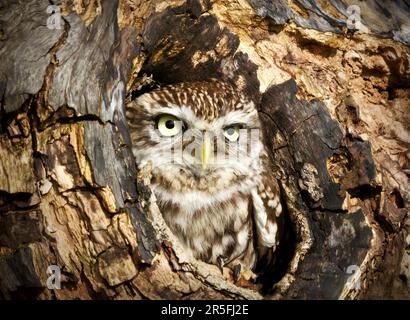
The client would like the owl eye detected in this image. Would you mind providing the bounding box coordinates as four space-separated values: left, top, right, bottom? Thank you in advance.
157 114 184 136
223 125 240 142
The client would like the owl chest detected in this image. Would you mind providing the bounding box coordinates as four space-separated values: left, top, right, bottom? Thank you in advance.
157 192 254 266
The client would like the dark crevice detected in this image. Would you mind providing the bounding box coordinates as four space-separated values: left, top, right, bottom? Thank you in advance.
8 287 44 300
128 80 160 102
1 96 32 138
0 88 6 133
293 32 338 58
314 206 348 214
391 189 404 209
347 184 382 200
27 96 39 157
386 84 410 100
398 274 407 284
0 190 37 213
374 211 395 234
40 112 105 131
299 189 317 208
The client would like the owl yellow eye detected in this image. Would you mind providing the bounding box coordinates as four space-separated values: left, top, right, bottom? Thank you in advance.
157 114 183 136
223 125 240 142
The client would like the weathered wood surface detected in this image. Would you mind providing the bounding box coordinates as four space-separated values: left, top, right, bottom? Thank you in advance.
0 0 409 299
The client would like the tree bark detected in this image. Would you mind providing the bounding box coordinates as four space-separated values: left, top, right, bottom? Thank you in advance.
0 0 409 299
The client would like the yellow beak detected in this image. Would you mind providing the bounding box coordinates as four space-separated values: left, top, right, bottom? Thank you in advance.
201 135 211 170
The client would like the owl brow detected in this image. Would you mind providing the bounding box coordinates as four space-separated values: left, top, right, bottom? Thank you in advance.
151 105 183 118
154 106 202 126
221 121 257 130
222 122 245 129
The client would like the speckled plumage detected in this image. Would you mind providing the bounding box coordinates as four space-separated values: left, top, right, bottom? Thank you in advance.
126 79 283 273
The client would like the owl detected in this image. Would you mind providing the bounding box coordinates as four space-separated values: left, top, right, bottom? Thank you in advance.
126 79 283 280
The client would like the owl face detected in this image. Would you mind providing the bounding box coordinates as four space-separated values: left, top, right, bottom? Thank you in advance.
126 80 264 194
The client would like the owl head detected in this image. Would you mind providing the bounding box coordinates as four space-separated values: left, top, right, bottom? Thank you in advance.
126 80 264 194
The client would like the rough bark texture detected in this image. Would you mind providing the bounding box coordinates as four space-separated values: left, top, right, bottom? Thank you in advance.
0 0 409 299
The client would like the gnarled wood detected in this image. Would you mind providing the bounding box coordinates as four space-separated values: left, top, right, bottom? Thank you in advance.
0 0 409 300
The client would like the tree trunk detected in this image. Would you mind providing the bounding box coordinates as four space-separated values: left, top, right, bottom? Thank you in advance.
0 0 409 300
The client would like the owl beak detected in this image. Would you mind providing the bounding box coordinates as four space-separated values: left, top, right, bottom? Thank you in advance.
201 135 211 170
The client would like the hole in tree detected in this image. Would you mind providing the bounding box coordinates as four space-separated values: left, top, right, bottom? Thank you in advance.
125 12 300 295
126 76 298 294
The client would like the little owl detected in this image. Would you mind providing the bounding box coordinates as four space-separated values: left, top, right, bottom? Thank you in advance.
126 79 283 279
